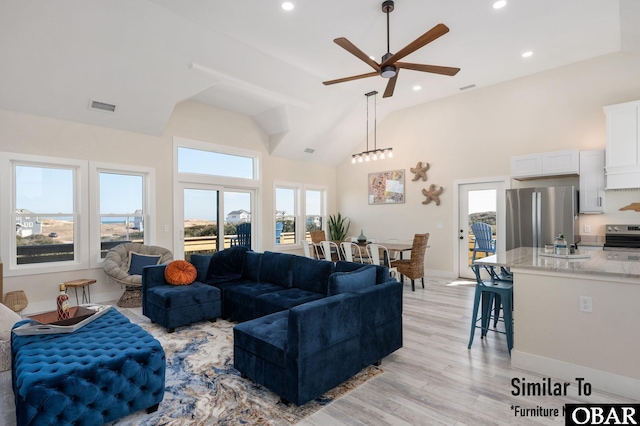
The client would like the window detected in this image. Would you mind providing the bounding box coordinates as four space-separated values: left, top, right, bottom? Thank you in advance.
90 163 154 267
305 189 325 234
98 172 144 258
174 138 260 259
274 184 327 248
275 186 297 245
0 153 88 275
15 165 76 264
177 146 255 179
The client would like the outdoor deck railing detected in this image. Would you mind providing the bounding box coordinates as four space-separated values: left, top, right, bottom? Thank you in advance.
15 231 321 264
16 241 133 264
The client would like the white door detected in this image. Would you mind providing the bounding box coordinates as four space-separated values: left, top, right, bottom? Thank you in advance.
457 180 506 279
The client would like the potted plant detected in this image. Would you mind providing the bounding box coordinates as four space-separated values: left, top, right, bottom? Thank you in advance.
327 213 351 242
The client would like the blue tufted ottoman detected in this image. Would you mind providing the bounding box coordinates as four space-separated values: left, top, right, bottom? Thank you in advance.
11 308 165 426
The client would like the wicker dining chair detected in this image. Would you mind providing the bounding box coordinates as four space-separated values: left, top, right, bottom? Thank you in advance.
390 233 429 291
309 230 327 259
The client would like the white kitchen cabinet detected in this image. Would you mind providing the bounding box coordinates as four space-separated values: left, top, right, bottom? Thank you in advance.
579 150 605 214
511 154 542 179
604 100 640 189
511 149 579 180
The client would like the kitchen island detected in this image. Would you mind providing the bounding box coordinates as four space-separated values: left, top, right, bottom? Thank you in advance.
475 247 640 400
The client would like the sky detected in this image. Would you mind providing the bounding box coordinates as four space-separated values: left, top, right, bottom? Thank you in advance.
468 189 497 214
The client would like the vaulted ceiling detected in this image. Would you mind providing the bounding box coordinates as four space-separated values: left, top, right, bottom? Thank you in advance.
0 1 637 166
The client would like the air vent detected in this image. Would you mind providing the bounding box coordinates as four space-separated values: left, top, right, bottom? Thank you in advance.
89 99 117 113
304 148 315 154
459 84 476 91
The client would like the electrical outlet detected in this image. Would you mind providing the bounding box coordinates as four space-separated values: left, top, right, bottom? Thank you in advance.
164 225 170 232
583 225 591 234
579 296 592 313
436 222 443 229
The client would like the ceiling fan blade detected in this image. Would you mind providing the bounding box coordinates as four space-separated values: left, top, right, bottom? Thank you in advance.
323 71 379 85
334 38 381 72
396 62 460 76
383 70 399 98
381 23 450 67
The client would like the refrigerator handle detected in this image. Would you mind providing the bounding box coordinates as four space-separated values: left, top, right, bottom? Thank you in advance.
531 191 538 247
536 191 542 247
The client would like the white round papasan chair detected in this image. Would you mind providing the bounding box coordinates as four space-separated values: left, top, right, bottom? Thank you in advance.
103 242 173 307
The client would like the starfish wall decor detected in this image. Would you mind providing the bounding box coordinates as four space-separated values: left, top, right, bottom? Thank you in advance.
619 203 640 212
410 161 429 181
422 184 444 206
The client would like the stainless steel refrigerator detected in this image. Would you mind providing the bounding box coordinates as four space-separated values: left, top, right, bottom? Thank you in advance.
505 186 580 250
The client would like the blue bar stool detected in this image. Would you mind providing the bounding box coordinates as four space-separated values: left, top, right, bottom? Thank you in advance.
468 264 514 353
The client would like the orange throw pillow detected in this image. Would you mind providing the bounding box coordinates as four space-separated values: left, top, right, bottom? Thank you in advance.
164 260 197 286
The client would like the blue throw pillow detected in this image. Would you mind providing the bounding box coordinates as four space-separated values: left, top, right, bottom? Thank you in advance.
328 265 377 296
128 252 161 275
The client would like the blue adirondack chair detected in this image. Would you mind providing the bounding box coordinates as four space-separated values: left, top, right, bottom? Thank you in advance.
233 222 251 249
275 222 283 244
471 222 495 262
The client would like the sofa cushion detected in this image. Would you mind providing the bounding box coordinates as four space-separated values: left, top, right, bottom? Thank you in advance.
328 265 377 296
164 260 197 285
242 251 262 281
128 252 161 275
205 246 249 285
254 288 325 317
292 255 334 294
234 311 288 368
189 254 213 282
146 281 221 308
259 252 294 288
225 282 283 309
335 260 390 284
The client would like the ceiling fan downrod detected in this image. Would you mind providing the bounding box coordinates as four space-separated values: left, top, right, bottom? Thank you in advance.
381 0 396 78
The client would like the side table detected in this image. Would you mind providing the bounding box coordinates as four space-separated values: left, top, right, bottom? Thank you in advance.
63 279 96 304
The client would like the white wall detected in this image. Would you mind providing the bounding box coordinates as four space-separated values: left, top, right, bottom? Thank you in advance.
336 52 640 277
0 101 336 314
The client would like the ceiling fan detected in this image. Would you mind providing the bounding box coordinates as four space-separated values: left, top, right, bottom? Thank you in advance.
322 0 460 98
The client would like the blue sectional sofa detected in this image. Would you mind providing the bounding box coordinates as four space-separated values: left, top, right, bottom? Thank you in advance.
142 248 403 406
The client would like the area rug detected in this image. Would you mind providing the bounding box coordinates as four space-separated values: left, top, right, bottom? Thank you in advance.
108 311 382 425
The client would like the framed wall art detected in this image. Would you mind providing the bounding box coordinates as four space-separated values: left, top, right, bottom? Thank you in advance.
368 169 405 204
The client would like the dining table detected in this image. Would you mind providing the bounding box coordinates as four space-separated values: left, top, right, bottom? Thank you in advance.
349 241 414 262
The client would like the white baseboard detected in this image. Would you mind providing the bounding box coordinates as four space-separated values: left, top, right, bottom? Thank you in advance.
512 350 640 400
425 269 457 280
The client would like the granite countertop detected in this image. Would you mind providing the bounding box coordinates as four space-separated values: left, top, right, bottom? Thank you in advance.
475 247 640 280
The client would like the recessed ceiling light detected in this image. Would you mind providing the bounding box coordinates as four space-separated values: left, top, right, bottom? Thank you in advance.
522 51 533 58
413 85 422 91
281 2 294 11
493 1 507 9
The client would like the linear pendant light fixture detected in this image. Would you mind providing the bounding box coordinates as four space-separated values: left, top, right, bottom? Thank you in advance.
352 90 393 164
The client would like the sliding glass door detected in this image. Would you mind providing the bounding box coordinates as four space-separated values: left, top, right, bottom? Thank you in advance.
175 183 255 260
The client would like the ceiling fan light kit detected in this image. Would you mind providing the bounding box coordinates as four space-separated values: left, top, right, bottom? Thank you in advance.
352 91 393 164
323 0 460 98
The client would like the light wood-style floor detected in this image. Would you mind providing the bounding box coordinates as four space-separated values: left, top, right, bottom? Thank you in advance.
299 277 636 426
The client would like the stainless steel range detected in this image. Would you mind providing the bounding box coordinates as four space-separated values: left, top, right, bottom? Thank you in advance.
603 224 640 251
